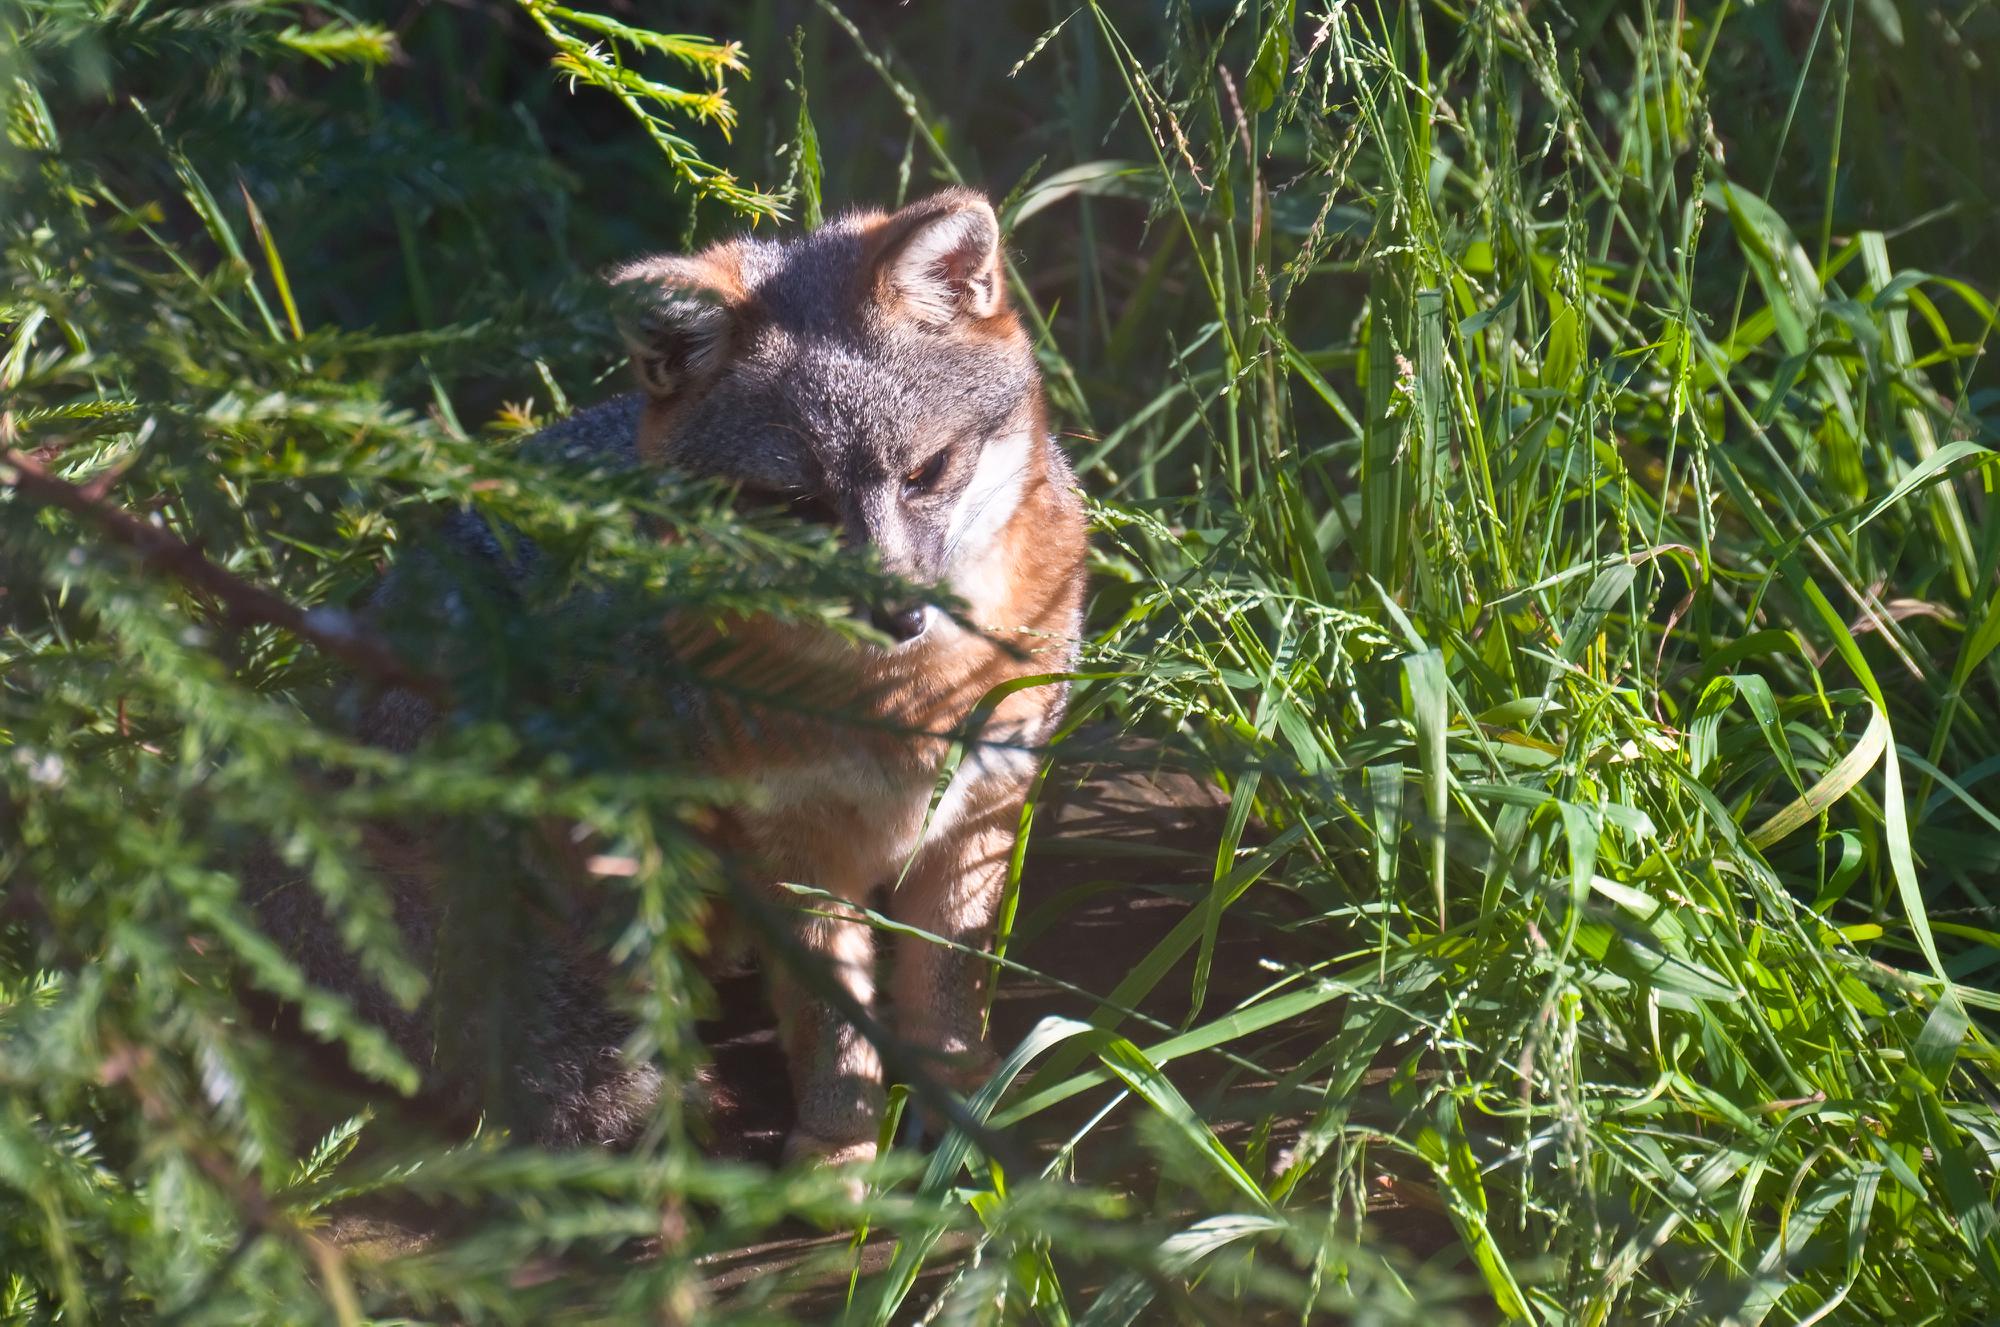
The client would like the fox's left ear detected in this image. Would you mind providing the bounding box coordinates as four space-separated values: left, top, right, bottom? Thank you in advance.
874 189 1006 327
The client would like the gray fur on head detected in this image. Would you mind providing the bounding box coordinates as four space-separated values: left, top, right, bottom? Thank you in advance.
609 189 1042 587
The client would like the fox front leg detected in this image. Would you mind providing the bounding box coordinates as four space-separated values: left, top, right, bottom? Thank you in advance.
890 785 1024 1106
770 892 886 1166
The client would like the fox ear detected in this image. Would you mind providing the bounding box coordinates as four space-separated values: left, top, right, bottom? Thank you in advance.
607 252 743 399
874 190 1005 327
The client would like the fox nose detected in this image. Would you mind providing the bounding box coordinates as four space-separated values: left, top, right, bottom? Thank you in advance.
869 602 930 643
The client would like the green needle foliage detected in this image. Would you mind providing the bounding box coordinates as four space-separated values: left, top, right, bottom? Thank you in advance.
4 1 2000 1323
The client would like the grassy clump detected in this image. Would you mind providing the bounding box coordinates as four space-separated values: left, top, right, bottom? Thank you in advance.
5 1 2000 1323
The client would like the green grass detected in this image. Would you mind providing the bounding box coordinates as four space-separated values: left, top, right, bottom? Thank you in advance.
4 0 2000 1322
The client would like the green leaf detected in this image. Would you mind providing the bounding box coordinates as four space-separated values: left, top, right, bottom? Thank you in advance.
1748 704 1889 850
1404 649 1450 926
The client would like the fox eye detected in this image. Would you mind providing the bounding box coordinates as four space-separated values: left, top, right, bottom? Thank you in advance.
903 448 950 496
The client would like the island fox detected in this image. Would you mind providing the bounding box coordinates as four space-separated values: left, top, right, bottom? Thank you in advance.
308 189 1088 1165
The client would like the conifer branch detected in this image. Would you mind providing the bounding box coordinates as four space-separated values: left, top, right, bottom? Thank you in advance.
1 447 442 701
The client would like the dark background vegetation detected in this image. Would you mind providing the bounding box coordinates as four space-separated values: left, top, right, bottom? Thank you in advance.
23 3 1994 428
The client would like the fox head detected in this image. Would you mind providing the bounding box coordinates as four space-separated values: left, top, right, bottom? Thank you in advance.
610 189 1045 645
